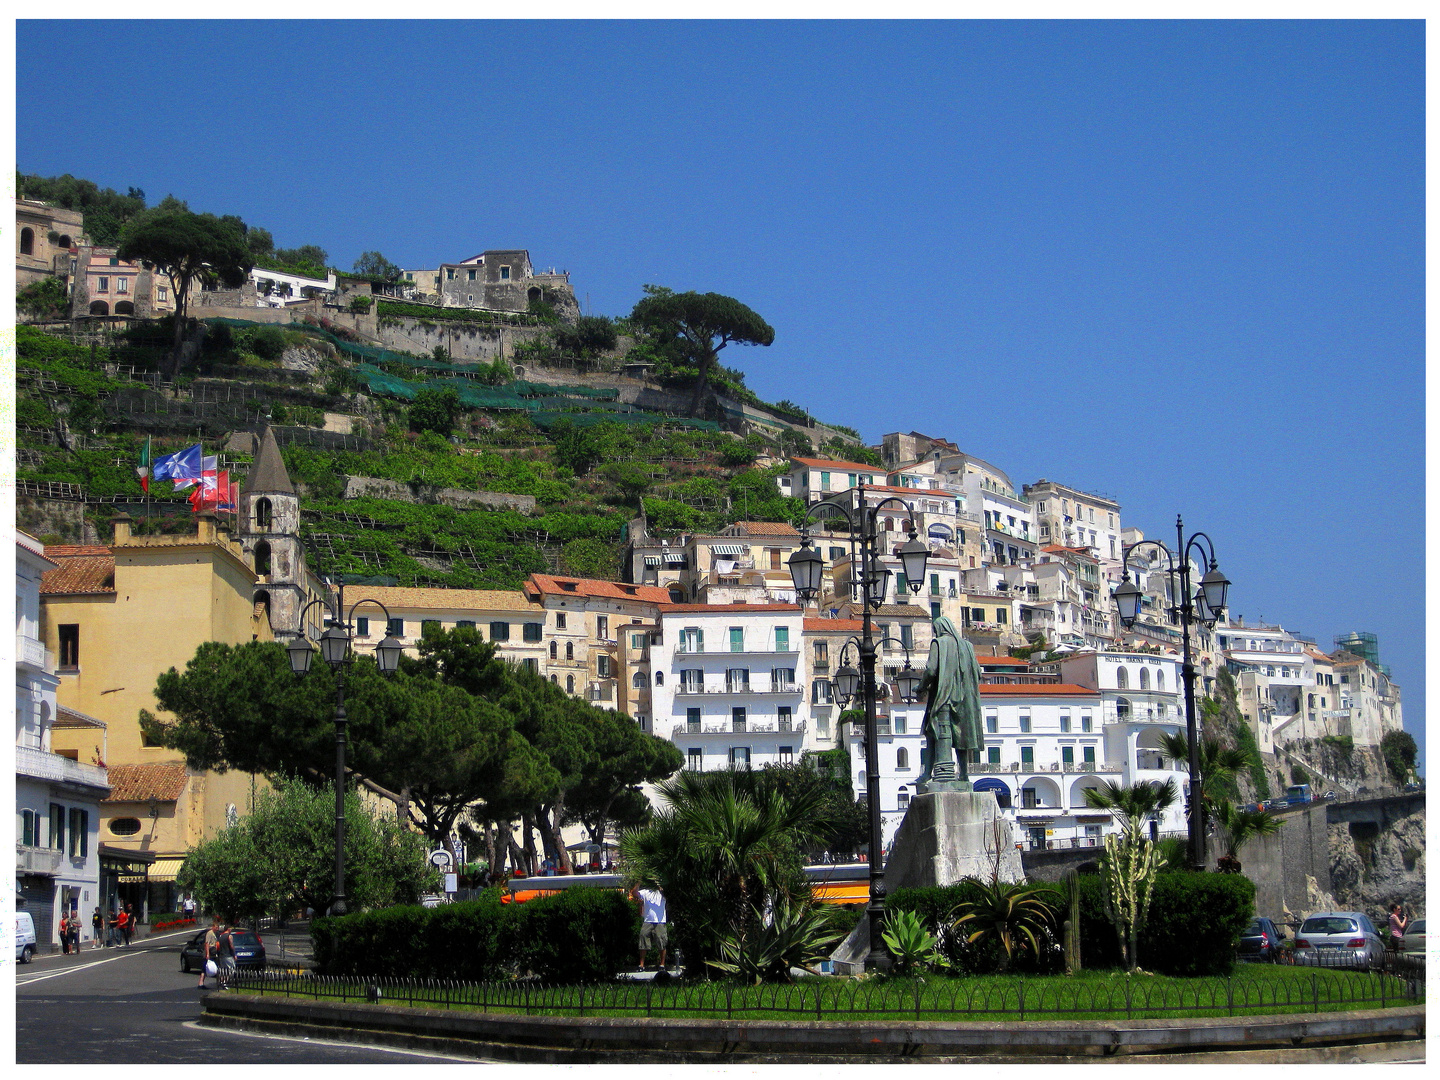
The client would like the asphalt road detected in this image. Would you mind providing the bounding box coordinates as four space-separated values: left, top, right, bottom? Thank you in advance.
15 927 474 1063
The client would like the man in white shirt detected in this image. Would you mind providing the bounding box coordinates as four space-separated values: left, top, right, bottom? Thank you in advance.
631 881 668 971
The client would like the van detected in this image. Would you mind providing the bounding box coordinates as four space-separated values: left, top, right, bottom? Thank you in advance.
16 911 37 963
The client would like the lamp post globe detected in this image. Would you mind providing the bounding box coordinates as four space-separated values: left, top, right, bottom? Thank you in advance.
287 635 316 675
897 536 930 593
1200 566 1230 617
786 542 825 603
896 664 922 702
375 634 404 674
834 661 861 705
320 625 351 668
865 565 890 607
1112 577 1143 628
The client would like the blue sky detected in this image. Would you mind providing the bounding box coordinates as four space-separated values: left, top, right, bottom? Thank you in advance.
16 20 1425 765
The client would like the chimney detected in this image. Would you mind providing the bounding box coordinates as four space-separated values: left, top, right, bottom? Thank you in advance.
196 511 218 544
112 512 134 545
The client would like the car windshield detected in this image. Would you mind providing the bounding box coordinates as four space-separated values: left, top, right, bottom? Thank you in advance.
1244 920 1266 934
1301 917 1357 935
230 931 261 947
1409 920 1425 933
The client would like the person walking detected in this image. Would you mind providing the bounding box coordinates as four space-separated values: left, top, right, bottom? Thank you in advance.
113 906 128 948
215 921 237 990
631 880 668 972
121 903 135 947
92 907 104 950
199 917 221 989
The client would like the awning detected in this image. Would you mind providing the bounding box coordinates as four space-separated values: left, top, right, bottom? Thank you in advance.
643 556 662 566
663 553 686 565
709 544 745 556
119 856 185 883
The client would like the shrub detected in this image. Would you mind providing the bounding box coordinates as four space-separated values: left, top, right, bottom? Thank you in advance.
311 886 637 983
889 882 1060 975
1077 871 1254 976
248 325 287 361
349 295 373 314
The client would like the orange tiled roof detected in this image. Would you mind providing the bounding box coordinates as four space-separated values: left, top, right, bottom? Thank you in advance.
104 762 188 804
787 456 884 473
40 547 116 594
979 683 1098 697
977 655 1030 667
805 618 864 632
662 603 801 614
732 521 801 536
525 575 672 604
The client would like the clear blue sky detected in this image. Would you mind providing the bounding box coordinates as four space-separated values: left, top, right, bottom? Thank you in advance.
17 20 1424 766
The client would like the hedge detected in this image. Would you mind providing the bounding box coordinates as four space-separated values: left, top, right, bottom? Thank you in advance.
310 886 639 983
889 871 1255 978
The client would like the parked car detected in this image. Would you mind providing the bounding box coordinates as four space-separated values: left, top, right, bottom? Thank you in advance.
1320 790 1338 801
179 927 267 973
1293 912 1385 970
15 911 36 964
1400 918 1425 956
1237 916 1285 963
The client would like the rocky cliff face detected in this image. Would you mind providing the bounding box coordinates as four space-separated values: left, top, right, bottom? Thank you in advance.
1327 810 1425 919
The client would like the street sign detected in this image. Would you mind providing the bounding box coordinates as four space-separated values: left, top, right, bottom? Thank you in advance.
444 873 458 894
429 849 454 869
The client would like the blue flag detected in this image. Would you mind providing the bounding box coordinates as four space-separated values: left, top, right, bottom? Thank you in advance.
151 444 203 485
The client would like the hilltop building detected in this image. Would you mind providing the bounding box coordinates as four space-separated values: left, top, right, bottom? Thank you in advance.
15 199 86 292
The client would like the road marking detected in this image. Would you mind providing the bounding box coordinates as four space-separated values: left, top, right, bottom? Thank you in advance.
182 1020 481 1061
16 928 200 986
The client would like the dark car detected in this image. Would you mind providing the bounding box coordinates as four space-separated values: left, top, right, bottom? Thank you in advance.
179 928 267 973
1238 916 1284 962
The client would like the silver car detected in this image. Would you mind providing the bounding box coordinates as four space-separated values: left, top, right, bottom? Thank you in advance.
1400 918 1425 956
1294 911 1385 969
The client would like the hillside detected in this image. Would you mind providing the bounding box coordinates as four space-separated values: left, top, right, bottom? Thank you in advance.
15 320 868 588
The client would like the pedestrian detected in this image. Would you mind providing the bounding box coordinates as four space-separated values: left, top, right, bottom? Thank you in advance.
181 893 196 921
92 907 104 950
70 910 82 953
59 911 71 955
216 921 237 989
199 917 220 989
631 879 668 972
122 903 135 947
1388 903 1408 950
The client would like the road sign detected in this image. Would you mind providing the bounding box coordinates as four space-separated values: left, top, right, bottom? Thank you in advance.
429 849 454 869
444 873 458 894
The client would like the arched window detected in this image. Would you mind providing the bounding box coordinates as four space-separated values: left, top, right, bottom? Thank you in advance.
632 671 646 689
1156 668 1165 690
255 497 272 529
896 747 909 769
20 227 34 255
669 587 686 604
549 641 557 660
565 642 574 661
653 671 664 686
1139 668 1150 690
114 301 134 315
89 300 109 316
566 675 574 694
1116 696 1132 719
57 234 71 249
1115 666 1129 689
550 674 558 684
254 540 271 576
527 286 542 303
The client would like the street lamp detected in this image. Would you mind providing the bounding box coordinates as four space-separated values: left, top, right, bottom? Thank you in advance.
287 584 403 916
788 484 928 972
1111 515 1231 872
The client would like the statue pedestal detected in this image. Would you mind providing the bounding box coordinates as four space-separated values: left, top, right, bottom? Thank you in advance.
829 792 1023 975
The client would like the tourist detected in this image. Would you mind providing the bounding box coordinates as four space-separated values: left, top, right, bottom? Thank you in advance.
199 917 221 989
92 907 104 950
1388 903 1408 950
59 911 71 955
632 879 668 972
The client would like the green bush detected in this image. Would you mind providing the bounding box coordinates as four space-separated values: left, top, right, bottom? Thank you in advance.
311 885 637 983
1077 871 1254 976
888 881 1061 975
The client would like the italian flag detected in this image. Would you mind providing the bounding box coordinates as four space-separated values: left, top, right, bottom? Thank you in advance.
136 436 152 493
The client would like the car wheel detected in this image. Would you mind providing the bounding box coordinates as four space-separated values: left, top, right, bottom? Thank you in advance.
21 945 34 964
180 956 189 974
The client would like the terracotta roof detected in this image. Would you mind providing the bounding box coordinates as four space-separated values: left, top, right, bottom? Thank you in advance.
526 575 672 604
788 456 884 473
870 604 929 617
342 585 538 613
977 656 1030 667
104 761 189 804
731 522 800 536
979 683 1099 697
1303 646 1332 663
662 603 801 614
54 706 107 729
41 548 116 594
243 425 294 495
805 618 864 632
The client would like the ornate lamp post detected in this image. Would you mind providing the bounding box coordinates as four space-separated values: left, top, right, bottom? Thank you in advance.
1112 515 1230 872
287 584 404 916
788 483 929 972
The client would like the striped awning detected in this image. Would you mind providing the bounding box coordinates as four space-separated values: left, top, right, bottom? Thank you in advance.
663 553 686 564
710 544 745 556
643 556 662 566
119 856 186 883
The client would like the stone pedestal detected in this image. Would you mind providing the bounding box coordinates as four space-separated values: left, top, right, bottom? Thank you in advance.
830 791 1023 975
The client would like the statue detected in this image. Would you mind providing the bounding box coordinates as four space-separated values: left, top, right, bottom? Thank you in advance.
915 615 982 793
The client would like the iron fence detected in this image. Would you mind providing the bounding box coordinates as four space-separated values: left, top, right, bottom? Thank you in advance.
226 963 1422 1022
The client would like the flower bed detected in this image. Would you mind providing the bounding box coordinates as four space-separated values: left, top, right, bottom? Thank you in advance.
152 917 197 933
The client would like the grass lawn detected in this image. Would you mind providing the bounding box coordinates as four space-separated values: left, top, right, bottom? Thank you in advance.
232 963 1421 1022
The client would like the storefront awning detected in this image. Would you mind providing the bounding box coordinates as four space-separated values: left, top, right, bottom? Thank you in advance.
118 856 184 883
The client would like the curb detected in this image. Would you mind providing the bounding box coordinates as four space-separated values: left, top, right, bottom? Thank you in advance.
200 995 1425 1063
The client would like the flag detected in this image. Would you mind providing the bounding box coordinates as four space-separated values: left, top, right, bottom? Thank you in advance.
176 454 217 492
136 437 151 493
216 472 236 511
153 444 203 488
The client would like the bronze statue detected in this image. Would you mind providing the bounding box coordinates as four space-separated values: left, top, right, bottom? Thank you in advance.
915 615 982 793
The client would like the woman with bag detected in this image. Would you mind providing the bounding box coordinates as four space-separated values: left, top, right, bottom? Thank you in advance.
199 918 220 989
59 912 71 955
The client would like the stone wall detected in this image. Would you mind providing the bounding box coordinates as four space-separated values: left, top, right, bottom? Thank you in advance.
342 475 536 513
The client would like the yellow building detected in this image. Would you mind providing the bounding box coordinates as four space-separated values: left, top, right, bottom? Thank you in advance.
42 512 271 914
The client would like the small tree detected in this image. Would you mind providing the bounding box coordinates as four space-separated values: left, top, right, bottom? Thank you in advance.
1083 779 1177 972
629 286 774 417
1380 729 1417 784
408 387 462 435
1214 798 1282 873
352 250 402 283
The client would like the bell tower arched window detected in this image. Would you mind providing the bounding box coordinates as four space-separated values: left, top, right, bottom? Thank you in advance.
255 497 272 530
254 540 271 577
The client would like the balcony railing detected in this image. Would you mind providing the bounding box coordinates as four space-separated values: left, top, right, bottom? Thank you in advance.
675 683 803 696
15 845 65 874
16 633 50 670
671 720 807 738
15 745 109 790
674 645 799 656
973 760 1123 775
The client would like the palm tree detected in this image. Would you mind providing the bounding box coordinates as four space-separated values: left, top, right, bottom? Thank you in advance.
1213 798 1283 873
1158 732 1254 803
1082 778 1179 841
951 879 1059 973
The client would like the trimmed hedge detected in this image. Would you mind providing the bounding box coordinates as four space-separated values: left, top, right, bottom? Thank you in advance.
310 886 639 983
889 871 1255 978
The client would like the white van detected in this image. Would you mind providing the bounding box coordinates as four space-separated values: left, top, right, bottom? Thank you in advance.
16 912 37 963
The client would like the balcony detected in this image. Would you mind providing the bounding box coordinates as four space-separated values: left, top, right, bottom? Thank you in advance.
674 644 799 657
675 682 803 696
16 633 50 671
671 720 807 738
15 845 64 875
976 760 1123 775
15 745 109 790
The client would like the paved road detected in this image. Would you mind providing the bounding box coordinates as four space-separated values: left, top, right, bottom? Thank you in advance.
15 927 473 1063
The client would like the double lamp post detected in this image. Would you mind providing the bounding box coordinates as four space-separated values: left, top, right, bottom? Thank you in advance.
285 586 404 916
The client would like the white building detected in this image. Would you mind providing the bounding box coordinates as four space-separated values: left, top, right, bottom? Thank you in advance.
16 533 108 951
654 605 809 773
250 265 336 306
1024 479 1123 566
1215 620 1314 753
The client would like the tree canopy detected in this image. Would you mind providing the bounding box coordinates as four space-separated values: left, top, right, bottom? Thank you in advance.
117 206 252 376
352 250 403 283
629 286 774 417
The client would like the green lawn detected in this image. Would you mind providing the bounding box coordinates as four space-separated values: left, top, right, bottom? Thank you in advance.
231 964 1421 1022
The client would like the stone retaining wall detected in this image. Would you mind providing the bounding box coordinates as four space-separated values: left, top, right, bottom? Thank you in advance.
343 475 536 513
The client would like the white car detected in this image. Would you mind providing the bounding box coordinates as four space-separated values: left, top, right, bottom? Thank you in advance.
15 912 37 963
1294 911 1386 970
1400 918 1425 956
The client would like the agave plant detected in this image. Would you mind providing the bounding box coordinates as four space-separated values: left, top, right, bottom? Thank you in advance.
705 896 845 984
880 909 949 977
950 879 1059 973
